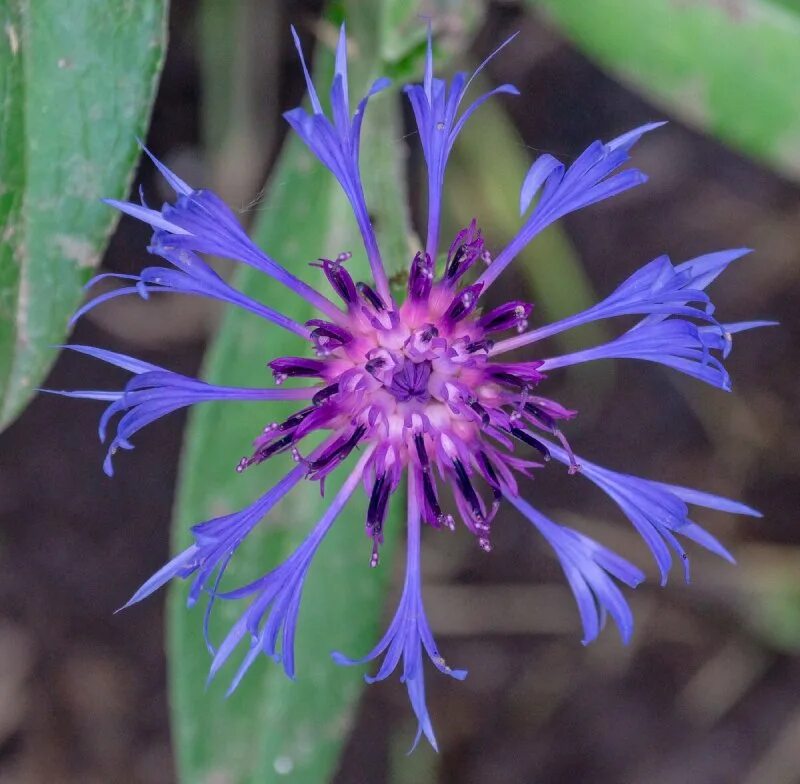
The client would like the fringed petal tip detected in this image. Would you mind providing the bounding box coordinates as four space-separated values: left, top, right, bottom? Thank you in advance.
330 650 355 667
506 492 644 645
606 119 667 152
480 121 659 290
542 439 752 585
289 24 323 115
326 474 457 752
663 482 763 519
136 140 193 195
725 320 780 335
581 621 635 648
517 122 659 216
408 725 439 755
167 455 370 698
368 75 392 95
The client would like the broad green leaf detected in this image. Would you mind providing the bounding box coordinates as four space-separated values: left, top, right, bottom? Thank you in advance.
168 8 414 784
0 0 167 427
530 0 800 181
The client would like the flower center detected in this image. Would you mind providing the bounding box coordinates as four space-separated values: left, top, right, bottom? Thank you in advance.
254 240 576 563
387 359 432 403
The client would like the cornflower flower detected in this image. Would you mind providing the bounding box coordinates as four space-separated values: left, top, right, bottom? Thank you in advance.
52 24 770 750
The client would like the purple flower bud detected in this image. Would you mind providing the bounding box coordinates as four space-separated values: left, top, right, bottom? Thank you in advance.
306 319 353 354
477 301 533 334
408 252 434 301
357 281 386 311
313 256 358 306
268 356 327 383
442 283 483 325
444 219 484 285
485 361 545 388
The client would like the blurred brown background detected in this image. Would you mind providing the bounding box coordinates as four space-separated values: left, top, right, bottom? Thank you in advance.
0 1 797 782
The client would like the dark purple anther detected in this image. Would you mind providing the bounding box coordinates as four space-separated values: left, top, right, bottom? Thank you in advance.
239 431 296 471
421 472 443 523
477 301 533 334
364 348 396 380
465 338 494 354
486 361 544 388
306 319 353 353
260 432 295 457
523 402 556 430
388 360 432 403
415 433 445 526
444 219 484 285
442 283 483 326
365 357 386 376
367 473 391 534
414 433 431 473
278 406 316 431
292 404 336 441
469 399 490 426
408 252 434 301
312 382 339 405
313 256 358 307
268 356 327 383
508 426 550 460
404 324 440 358
476 451 502 519
307 425 367 479
490 372 525 389
477 451 501 491
452 459 485 523
238 404 336 473
357 281 386 311
420 325 438 342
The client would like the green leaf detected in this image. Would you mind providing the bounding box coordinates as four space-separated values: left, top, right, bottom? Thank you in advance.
0 0 167 428
379 0 485 79
530 0 800 181
168 9 414 784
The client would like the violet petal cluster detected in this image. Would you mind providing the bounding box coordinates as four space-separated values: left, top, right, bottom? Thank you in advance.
52 24 772 750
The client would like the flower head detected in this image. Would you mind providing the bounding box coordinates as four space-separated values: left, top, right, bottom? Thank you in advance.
53 23 771 749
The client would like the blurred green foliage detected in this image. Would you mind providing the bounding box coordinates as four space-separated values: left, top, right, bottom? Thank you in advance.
533 0 800 181
0 0 167 428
